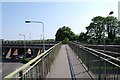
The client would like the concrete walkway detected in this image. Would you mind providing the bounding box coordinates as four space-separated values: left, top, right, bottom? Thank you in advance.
47 45 71 78
47 44 93 79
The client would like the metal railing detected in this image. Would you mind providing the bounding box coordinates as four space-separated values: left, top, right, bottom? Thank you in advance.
3 42 62 80
69 41 120 79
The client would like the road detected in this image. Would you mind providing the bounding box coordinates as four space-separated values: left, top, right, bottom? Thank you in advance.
1 62 23 79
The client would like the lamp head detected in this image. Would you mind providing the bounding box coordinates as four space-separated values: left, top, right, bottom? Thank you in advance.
109 11 114 15
25 21 30 23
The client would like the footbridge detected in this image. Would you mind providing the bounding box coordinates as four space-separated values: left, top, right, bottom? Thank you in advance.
3 41 120 80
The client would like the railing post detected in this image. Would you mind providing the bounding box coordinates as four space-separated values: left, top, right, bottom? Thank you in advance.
42 58 45 78
19 71 22 80
98 55 101 80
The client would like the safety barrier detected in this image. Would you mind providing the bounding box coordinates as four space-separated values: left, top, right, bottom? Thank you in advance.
4 42 62 80
69 41 120 79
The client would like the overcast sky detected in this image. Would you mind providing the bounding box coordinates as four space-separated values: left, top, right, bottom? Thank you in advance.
1 0 120 40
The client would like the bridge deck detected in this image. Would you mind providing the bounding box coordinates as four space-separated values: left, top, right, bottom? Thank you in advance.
47 44 93 79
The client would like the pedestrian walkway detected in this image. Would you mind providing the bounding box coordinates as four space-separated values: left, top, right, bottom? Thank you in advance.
47 44 93 79
47 45 71 78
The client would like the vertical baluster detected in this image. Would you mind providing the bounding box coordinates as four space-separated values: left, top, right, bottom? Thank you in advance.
45 54 49 77
26 72 28 80
45 56 48 77
39 61 42 79
35 65 37 79
37 64 39 79
42 59 44 78
30 70 32 79
112 64 114 79
113 66 116 80
33 65 36 79
45 57 47 77
116 67 119 80
48 53 50 72
23 74 25 80
19 71 22 80
32 67 34 79
98 56 101 80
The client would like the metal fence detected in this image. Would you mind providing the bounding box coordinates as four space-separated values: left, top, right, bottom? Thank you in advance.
3 42 62 80
69 41 120 80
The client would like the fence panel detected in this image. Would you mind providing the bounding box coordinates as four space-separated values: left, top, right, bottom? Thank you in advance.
4 42 62 80
69 41 120 79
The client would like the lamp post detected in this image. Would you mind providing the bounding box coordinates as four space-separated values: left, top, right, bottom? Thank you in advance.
19 34 26 57
28 31 32 45
28 31 31 40
103 11 114 79
103 11 114 53
25 20 45 52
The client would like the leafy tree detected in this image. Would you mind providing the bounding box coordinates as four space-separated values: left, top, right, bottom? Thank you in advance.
78 32 87 42
86 16 104 44
85 16 120 44
105 16 118 41
73 34 79 41
55 26 75 41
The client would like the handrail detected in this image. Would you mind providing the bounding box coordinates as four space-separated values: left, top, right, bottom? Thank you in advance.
82 46 120 68
82 45 120 63
4 42 62 79
69 41 120 65
69 41 120 79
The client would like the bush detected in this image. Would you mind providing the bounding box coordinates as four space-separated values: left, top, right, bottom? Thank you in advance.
20 58 31 64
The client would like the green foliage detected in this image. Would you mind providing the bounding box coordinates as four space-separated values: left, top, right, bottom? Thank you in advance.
62 38 69 44
55 26 75 41
105 16 118 41
20 58 31 64
78 32 87 42
86 16 104 44
46 39 55 42
85 16 120 44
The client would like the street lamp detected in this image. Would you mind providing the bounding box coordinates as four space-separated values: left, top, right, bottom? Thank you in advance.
103 11 114 54
19 34 26 57
109 11 114 15
103 11 114 79
25 20 45 52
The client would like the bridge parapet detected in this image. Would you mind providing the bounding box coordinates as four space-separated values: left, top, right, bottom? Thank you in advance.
2 43 54 60
3 42 62 80
69 41 120 79
2 40 56 45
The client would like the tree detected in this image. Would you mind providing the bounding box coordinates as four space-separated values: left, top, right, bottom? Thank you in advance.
86 16 104 44
105 16 118 41
55 26 75 41
78 32 87 42
85 16 120 44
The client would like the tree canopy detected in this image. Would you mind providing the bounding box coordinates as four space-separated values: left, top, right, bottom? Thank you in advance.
55 26 75 41
85 16 120 44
